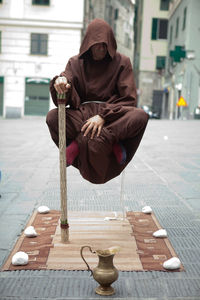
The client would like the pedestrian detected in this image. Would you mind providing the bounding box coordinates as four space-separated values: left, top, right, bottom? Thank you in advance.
46 18 149 184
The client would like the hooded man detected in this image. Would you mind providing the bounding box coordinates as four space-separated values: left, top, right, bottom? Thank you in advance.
46 19 149 184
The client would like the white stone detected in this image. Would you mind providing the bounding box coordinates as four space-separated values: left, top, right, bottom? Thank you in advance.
24 226 37 237
153 229 167 238
12 251 29 266
142 206 152 214
37 206 50 214
163 257 181 270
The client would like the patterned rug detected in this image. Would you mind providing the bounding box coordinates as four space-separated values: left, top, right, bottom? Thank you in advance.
1 210 184 272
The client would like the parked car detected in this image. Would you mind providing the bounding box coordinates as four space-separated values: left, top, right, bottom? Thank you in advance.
141 105 159 119
194 106 200 119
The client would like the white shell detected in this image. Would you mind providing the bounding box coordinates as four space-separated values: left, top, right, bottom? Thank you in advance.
37 206 50 214
153 229 167 238
142 206 152 214
104 211 121 221
12 251 29 266
163 257 181 270
24 226 37 237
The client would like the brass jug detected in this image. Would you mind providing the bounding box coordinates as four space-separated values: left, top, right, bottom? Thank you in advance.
80 245 120 296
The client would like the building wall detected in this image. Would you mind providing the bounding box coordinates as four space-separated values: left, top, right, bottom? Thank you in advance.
0 0 83 22
140 0 168 71
134 0 169 109
0 0 83 117
83 0 135 65
111 0 135 63
166 0 200 119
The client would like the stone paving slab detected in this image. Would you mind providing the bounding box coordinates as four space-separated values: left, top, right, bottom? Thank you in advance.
0 118 200 299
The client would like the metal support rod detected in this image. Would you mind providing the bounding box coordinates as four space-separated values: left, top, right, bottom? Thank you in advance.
120 169 126 221
57 93 69 243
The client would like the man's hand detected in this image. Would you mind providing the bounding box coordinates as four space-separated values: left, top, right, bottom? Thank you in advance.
54 76 71 94
81 115 105 139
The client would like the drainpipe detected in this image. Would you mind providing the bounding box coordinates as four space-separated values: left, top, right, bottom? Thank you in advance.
169 74 175 120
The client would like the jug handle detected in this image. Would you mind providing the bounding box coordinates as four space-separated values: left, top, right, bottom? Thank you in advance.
80 245 96 276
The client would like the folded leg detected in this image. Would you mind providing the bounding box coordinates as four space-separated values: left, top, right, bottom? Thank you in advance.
46 108 83 147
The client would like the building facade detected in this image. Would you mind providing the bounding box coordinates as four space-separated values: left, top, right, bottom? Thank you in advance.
83 0 135 65
165 0 200 119
0 0 84 118
134 0 169 117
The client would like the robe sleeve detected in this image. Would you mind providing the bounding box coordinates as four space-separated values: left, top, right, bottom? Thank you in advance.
49 58 81 109
98 57 137 122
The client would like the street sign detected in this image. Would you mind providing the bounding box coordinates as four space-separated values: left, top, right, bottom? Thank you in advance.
170 46 186 62
176 96 188 107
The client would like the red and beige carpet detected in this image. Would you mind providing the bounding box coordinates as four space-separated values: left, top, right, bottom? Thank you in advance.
1 210 184 272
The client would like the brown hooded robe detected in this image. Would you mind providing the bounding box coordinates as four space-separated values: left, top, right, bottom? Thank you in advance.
46 19 149 184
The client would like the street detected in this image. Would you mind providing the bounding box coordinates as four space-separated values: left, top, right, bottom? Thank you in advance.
0 117 200 299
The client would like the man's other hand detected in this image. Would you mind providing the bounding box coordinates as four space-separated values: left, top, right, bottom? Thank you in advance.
81 115 105 139
54 76 71 95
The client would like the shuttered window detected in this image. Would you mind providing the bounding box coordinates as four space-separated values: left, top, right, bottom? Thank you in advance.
159 19 168 39
156 56 166 70
175 17 179 38
114 8 119 20
169 25 173 44
32 0 50 5
151 18 158 40
160 0 170 11
182 7 187 30
151 18 168 40
31 33 48 55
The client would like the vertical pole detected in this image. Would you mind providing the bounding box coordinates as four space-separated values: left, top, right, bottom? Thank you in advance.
169 75 175 120
57 93 69 243
120 170 126 221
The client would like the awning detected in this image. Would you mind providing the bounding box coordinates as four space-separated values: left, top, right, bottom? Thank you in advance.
25 77 50 84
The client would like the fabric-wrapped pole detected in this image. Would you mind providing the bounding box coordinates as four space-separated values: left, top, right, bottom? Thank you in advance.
57 93 69 243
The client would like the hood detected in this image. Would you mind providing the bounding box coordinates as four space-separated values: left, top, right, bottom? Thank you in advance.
79 19 117 59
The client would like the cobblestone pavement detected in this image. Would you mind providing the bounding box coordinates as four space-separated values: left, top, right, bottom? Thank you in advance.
0 117 200 300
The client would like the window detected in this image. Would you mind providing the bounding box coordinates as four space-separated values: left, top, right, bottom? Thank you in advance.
0 0 3 4
169 25 173 44
114 8 119 20
125 33 131 49
160 0 170 11
0 31 1 53
182 7 187 30
31 33 48 55
32 0 49 5
159 19 168 39
156 56 166 69
108 5 113 26
175 17 179 38
151 18 168 40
